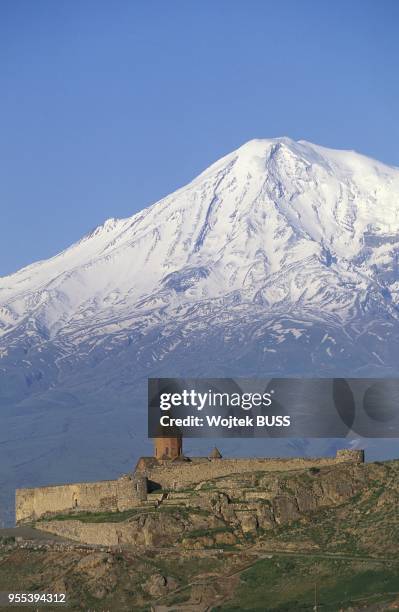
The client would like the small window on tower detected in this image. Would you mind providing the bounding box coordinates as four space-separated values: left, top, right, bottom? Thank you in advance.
165 447 169 456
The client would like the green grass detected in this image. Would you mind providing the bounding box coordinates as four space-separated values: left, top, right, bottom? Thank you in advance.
212 557 399 611
37 503 212 524
37 508 143 523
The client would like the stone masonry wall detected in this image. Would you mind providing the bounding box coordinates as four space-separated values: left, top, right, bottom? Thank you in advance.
15 475 142 524
335 449 365 463
15 450 363 523
140 452 363 491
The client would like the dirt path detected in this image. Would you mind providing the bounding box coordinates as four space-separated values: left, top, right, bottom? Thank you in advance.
0 526 73 543
252 546 399 564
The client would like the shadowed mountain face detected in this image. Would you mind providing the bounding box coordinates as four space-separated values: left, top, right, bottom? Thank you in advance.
1 137 399 525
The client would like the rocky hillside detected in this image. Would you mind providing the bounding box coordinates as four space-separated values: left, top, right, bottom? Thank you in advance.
1 459 398 610
36 460 399 555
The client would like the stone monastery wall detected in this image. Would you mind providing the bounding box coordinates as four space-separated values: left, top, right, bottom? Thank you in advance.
15 449 364 524
15 474 145 524
141 450 364 491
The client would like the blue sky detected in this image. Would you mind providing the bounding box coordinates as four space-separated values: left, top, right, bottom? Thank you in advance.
1 0 398 275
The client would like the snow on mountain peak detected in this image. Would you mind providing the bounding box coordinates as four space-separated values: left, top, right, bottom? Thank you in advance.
1 138 399 341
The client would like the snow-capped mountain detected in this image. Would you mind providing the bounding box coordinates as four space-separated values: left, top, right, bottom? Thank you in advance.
1 137 399 525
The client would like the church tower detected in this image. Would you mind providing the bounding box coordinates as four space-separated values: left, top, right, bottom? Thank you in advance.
154 434 182 460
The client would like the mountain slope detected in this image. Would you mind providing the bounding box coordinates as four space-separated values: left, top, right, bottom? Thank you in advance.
1 137 399 525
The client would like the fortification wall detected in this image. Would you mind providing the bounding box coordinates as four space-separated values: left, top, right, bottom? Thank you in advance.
15 450 364 523
15 475 146 524
335 449 365 463
142 457 326 490
141 451 364 490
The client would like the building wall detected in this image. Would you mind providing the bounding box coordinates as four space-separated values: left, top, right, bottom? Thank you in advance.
15 474 147 524
139 451 364 491
335 449 365 463
154 437 182 459
15 450 364 523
